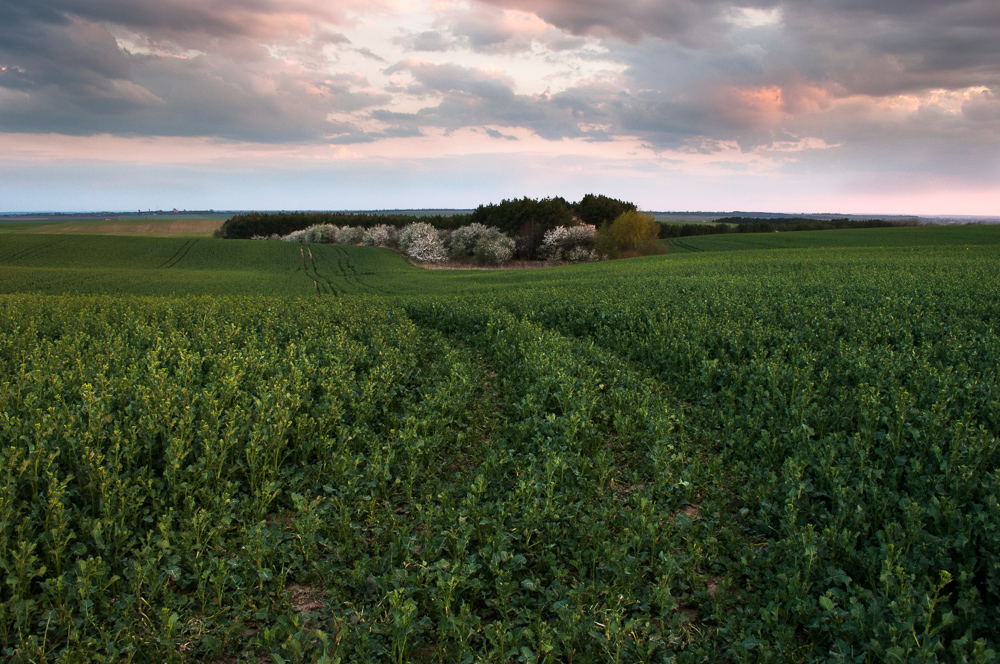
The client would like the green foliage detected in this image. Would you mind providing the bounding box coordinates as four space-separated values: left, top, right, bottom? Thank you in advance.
596 210 665 258
0 235 426 297
664 224 1000 254
2 225 1000 661
468 197 575 238
658 216 916 239
572 194 637 227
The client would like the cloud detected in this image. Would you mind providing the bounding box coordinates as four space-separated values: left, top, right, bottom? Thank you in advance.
442 0 999 176
0 0 395 141
51 0 377 41
963 87 1000 122
1 0 998 203
471 0 780 45
394 30 457 52
485 127 518 140
377 59 593 139
395 3 594 55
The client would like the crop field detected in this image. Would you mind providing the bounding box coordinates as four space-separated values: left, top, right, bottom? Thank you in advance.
1 225 999 662
0 216 229 237
0 235 427 297
664 224 1000 253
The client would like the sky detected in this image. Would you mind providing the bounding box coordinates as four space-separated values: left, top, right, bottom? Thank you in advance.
1 0 998 214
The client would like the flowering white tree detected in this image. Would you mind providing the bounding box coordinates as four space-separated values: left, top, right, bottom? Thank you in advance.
309 224 339 243
362 224 398 247
281 224 338 243
474 235 515 264
304 224 337 243
282 229 309 242
335 226 364 244
539 224 597 261
448 223 505 257
398 222 448 262
566 245 597 262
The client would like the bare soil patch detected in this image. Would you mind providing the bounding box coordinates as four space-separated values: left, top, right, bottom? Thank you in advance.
411 258 581 270
33 219 222 235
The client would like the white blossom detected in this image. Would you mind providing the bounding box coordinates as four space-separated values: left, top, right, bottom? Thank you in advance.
448 223 505 256
540 224 597 261
335 226 364 244
474 235 515 264
361 224 399 247
399 222 448 262
305 224 338 243
282 229 309 242
566 245 597 262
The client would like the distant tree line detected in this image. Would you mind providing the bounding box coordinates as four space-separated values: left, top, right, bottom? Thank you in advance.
215 211 471 239
216 194 636 259
217 204 919 257
658 216 916 239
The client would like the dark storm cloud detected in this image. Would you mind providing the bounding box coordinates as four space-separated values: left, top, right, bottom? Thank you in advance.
0 0 381 141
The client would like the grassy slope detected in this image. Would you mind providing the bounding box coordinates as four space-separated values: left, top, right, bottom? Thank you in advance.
0 235 422 297
3 224 1000 297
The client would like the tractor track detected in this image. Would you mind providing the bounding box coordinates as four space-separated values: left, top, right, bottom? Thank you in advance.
158 239 200 269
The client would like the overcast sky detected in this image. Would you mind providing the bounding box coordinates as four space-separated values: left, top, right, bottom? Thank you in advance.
1 0 998 213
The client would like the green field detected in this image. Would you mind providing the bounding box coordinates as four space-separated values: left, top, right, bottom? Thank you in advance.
663 224 1000 253
1 225 999 662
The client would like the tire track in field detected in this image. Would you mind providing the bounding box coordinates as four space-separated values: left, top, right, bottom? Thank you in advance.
158 239 199 269
293 244 344 296
334 247 371 293
306 244 341 296
670 238 704 253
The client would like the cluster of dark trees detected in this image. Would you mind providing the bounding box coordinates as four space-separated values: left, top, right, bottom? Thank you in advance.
214 211 468 239
469 194 636 234
658 216 916 239
215 195 636 246
466 195 636 258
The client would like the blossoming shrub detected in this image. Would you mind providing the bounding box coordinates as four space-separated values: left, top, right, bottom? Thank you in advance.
474 235 516 264
303 224 337 243
335 226 364 245
398 222 448 262
566 245 597 262
282 229 309 242
448 223 505 257
281 224 338 243
539 224 597 261
362 224 399 247
308 223 339 243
